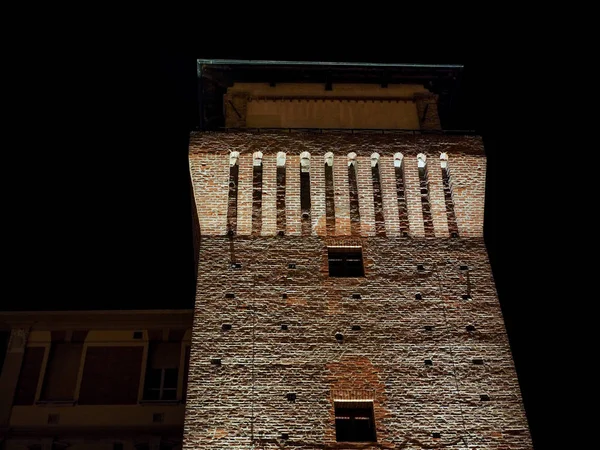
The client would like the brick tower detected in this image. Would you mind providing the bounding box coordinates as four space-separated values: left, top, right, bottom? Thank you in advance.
184 60 532 449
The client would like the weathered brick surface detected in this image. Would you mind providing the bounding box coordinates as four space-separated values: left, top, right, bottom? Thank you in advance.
356 156 376 236
188 153 229 236
261 154 277 236
415 93 441 130
428 161 451 238
333 153 351 236
310 156 326 236
447 155 486 237
286 154 302 236
185 131 531 449
188 132 486 239
184 237 531 449
379 155 400 237
402 156 426 238
237 153 253 236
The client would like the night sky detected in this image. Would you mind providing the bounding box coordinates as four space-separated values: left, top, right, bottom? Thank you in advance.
15 46 564 448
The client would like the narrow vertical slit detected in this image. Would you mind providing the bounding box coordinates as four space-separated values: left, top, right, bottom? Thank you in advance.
441 155 459 237
371 153 385 235
276 165 286 234
348 155 361 236
324 153 335 235
227 155 239 236
300 152 311 236
394 156 410 236
418 155 434 237
251 153 263 236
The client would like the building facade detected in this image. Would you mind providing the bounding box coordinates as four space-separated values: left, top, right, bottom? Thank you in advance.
0 310 193 450
183 60 532 449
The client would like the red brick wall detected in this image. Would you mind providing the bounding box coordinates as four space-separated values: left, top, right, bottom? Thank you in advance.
184 237 531 448
78 346 143 405
184 132 531 449
188 132 485 238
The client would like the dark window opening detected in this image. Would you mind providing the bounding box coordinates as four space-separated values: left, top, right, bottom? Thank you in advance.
300 171 311 235
252 161 263 235
276 166 286 233
328 247 364 277
441 166 459 237
227 164 239 235
325 163 336 235
144 368 178 401
348 164 361 235
418 165 435 237
143 342 181 401
335 401 376 442
371 162 386 235
394 163 410 235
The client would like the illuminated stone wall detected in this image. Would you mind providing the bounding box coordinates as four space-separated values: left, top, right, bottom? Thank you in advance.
184 132 532 449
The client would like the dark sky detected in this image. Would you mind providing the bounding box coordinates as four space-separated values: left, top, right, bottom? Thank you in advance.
16 45 563 448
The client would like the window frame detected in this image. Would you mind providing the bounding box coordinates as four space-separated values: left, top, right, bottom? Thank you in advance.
143 367 178 401
334 400 377 443
327 246 365 277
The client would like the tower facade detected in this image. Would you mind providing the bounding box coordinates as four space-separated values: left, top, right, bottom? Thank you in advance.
184 61 532 449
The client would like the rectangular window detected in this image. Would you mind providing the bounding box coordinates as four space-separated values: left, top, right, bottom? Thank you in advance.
144 367 178 400
13 346 45 405
78 346 144 405
143 342 181 401
39 343 83 402
328 247 364 277
335 401 376 442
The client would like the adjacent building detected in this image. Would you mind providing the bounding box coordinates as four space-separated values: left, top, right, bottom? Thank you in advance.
0 310 192 449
